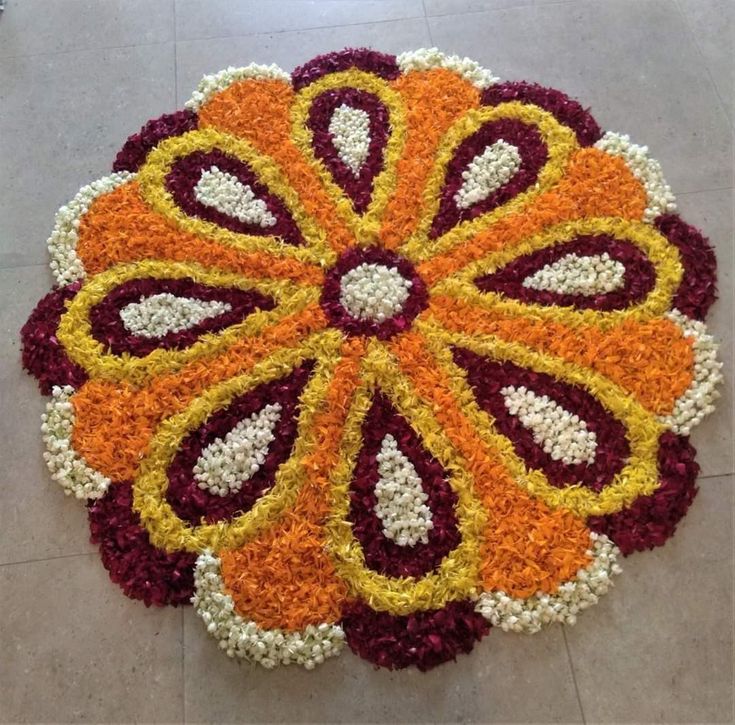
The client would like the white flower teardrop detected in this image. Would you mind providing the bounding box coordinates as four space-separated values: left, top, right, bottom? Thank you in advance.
454 140 522 209
120 293 232 338
374 434 433 547
522 252 626 296
328 104 371 176
501 386 597 466
194 166 277 228
193 403 282 496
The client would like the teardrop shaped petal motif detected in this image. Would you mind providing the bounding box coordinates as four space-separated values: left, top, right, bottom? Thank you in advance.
166 149 304 244
165 362 313 526
453 347 630 491
89 276 275 357
430 118 548 238
475 235 656 311
348 392 460 578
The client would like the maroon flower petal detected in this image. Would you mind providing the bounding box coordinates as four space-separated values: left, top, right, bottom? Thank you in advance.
431 118 548 239
113 109 198 173
348 392 461 578
475 235 656 311
454 347 629 491
20 282 88 395
342 600 490 671
166 149 305 245
482 81 602 146
292 48 399 90
88 481 196 606
89 276 275 357
166 362 314 525
588 432 699 555
655 214 718 320
307 88 389 213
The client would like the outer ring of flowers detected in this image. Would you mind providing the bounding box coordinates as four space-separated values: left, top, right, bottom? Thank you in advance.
137 127 335 266
290 69 408 245
396 48 499 90
133 330 342 553
417 320 664 518
324 339 486 616
401 101 579 262
57 260 319 385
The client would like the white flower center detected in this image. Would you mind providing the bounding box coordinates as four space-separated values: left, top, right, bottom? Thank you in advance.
193 403 282 497
374 434 433 547
339 263 411 323
522 253 626 295
194 166 277 227
120 293 232 338
455 140 522 209
500 386 597 466
328 104 371 176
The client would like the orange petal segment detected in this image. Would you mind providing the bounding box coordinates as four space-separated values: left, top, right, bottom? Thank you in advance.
426 296 694 414
380 69 481 249
217 338 366 630
384 333 593 598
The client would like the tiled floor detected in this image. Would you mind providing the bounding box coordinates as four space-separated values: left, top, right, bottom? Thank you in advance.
0 0 732 722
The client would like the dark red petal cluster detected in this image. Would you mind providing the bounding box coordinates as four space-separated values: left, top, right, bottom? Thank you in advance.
307 87 389 213
112 109 198 173
475 235 656 311
20 282 88 394
482 81 602 146
166 149 304 245
89 276 275 357
292 48 399 90
455 347 630 491
88 481 196 606
431 118 548 238
655 214 718 320
321 246 428 340
588 432 699 555
166 363 313 525
349 392 460 578
342 599 490 671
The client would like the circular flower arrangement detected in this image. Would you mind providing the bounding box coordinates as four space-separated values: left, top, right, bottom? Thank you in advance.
21 48 722 671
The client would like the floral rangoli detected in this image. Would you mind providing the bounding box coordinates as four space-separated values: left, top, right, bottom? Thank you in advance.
21 48 722 671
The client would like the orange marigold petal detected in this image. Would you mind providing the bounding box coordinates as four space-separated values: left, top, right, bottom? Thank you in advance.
388 332 592 597
219 338 366 630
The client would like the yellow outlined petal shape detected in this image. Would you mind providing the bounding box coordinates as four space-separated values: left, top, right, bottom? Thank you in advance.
133 330 343 553
400 102 579 263
417 320 664 517
291 70 407 246
431 217 684 330
137 127 336 266
324 339 485 614
58 260 319 385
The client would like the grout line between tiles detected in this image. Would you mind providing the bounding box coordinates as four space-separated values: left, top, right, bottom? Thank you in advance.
425 0 579 21
562 625 587 725
0 551 96 569
0 261 48 273
1 38 173 62
676 185 734 197
421 0 434 45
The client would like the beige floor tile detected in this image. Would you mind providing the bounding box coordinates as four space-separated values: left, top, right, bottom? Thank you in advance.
0 43 176 268
565 474 734 723
183 608 583 723
678 0 734 121
424 0 569 15
0 555 184 723
428 0 733 194
175 17 431 105
677 189 734 479
175 0 425 42
0 266 96 565
0 0 174 59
